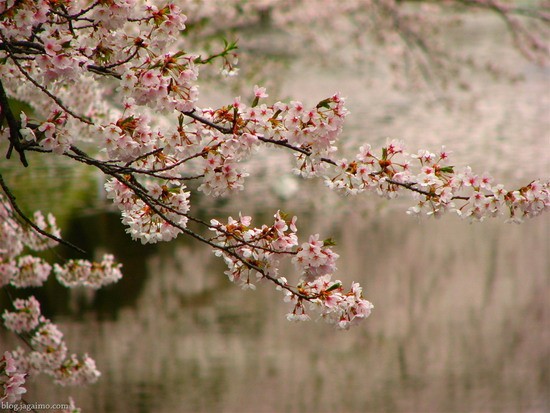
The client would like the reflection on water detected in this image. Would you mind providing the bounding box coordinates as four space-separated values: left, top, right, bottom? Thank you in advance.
2 208 548 413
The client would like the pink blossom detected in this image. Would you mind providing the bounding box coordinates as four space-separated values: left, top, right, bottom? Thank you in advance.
11 255 52 288
2 296 41 333
0 352 27 403
253 85 268 99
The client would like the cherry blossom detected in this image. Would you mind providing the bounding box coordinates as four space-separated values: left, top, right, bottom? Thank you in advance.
54 254 123 289
0 351 27 403
0 195 117 399
61 397 82 413
2 297 101 387
2 296 41 334
0 0 548 409
9 255 51 288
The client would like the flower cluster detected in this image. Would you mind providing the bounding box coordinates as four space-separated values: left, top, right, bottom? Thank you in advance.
54 254 123 289
98 91 348 242
0 194 123 288
292 234 339 281
0 197 60 263
197 142 251 197
0 351 27 404
105 177 191 244
101 111 157 164
209 211 298 289
2 297 101 387
2 296 41 334
198 93 348 180
121 50 198 113
0 0 191 154
10 256 52 288
209 211 374 328
0 194 123 406
326 140 549 222
284 276 374 330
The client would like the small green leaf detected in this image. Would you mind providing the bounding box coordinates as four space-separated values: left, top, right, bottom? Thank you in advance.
172 50 187 59
278 211 289 221
439 166 454 173
323 238 336 247
316 98 331 109
325 282 342 292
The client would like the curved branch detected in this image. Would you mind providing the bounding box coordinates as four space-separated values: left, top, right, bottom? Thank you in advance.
0 33 93 125
0 174 86 254
63 145 312 300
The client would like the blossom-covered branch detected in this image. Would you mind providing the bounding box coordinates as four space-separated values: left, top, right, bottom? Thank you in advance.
0 189 122 407
0 0 548 409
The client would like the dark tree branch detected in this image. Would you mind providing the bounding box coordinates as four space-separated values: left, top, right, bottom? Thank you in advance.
0 174 86 254
63 145 313 300
0 80 28 167
0 33 93 125
182 109 233 134
180 110 474 201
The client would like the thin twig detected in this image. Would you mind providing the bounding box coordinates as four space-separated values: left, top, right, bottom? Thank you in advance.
181 109 477 200
182 109 233 134
65 145 312 300
0 174 86 254
0 32 92 124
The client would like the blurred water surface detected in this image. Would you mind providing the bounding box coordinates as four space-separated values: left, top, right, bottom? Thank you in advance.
4 211 547 413
1 9 549 413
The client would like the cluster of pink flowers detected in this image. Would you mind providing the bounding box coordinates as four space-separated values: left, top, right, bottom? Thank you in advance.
2 296 41 334
18 104 72 155
0 198 57 289
209 211 299 289
0 196 60 262
121 51 198 112
54 254 123 289
0 0 548 408
0 351 27 403
292 234 339 281
197 138 251 196
2 297 101 387
0 193 123 409
327 140 549 222
104 177 191 244
0 195 123 289
10 256 51 288
284 277 374 330
198 93 348 178
181 92 347 198
101 110 157 163
209 211 374 327
100 89 349 243
0 0 191 154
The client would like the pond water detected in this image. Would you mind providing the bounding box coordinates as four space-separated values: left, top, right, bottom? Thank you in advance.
3 211 548 412
1 9 549 413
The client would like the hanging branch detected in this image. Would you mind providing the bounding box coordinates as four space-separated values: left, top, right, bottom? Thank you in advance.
0 174 86 254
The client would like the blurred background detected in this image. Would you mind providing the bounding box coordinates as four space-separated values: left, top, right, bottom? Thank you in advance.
1 1 549 412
